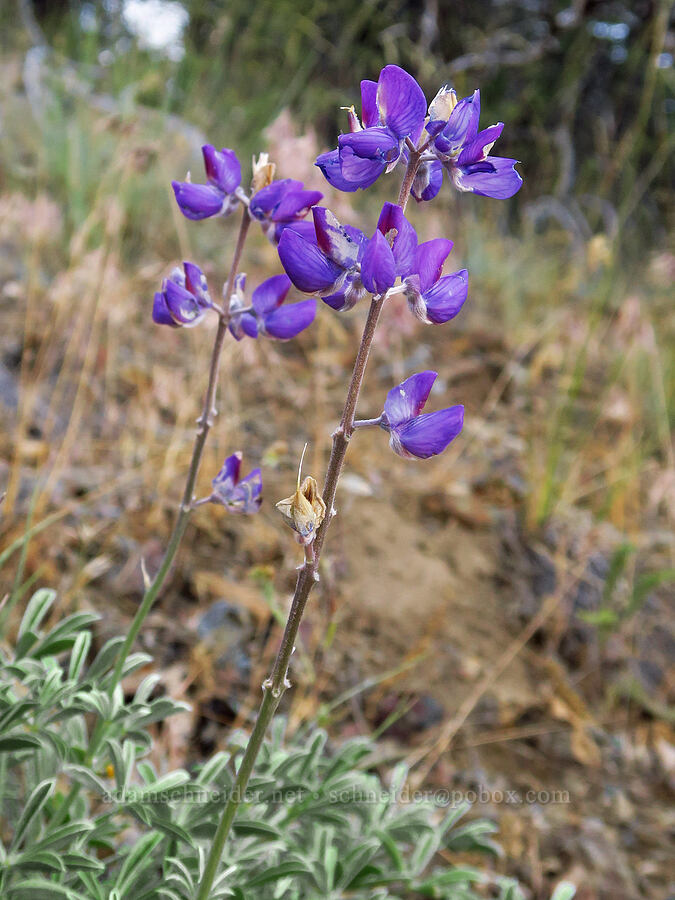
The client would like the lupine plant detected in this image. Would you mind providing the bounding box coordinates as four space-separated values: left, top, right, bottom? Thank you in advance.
1 64 577 900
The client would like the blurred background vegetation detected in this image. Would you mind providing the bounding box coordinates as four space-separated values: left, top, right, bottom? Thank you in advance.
0 2 673 896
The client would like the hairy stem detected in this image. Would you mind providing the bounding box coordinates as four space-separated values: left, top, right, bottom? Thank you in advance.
196 154 421 899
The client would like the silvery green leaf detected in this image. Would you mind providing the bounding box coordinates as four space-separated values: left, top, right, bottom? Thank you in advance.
18 589 56 638
0 733 41 753
133 672 163 706
30 612 100 659
231 820 282 840
6 878 82 899
32 820 93 851
0 701 38 733
113 832 163 893
68 630 92 681
11 778 55 849
63 765 107 797
61 852 105 872
11 848 65 874
84 636 125 681
196 750 231 786
14 630 40 659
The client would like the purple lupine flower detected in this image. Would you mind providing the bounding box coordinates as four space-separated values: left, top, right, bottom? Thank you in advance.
210 452 262 514
316 65 427 192
278 206 369 311
227 273 316 341
152 262 213 328
380 371 464 459
360 202 417 294
172 145 242 220
403 239 468 324
249 178 323 244
423 89 522 200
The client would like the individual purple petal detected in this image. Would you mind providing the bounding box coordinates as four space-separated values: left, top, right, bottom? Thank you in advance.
229 311 259 341
152 291 178 327
212 452 242 496
376 65 427 141
163 278 205 326
313 207 363 267
435 90 480 155
321 272 367 312
227 468 262 514
339 127 399 161
361 230 396 295
457 123 504 167
315 150 360 192
393 406 464 459
455 156 523 199
278 229 342 293
422 269 468 324
412 160 444 202
376 202 417 278
251 274 291 316
172 181 226 220
414 239 454 293
383 371 437 426
183 262 211 308
262 298 316 340
361 79 379 127
202 145 241 193
250 179 304 219
338 146 387 188
272 189 324 222
276 219 318 244
425 120 447 137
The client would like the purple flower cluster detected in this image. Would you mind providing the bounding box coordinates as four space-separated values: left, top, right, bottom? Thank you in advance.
278 201 467 325
317 65 522 201
157 61 523 479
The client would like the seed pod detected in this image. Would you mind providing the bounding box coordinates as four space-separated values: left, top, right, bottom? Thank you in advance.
276 445 326 545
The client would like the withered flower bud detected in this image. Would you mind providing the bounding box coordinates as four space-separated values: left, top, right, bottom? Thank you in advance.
251 152 276 194
276 446 326 545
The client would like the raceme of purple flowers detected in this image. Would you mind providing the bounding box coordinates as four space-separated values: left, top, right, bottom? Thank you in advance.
210 453 262 514
228 273 316 341
379 371 464 460
154 62 524 518
278 202 468 324
316 64 522 201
